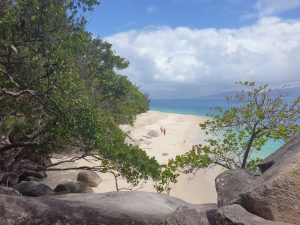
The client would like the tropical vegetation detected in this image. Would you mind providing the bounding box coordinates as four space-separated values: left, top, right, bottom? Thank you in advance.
0 0 160 190
164 82 299 176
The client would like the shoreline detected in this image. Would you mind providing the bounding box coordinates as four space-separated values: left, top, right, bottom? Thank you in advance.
44 110 223 204
148 108 211 119
122 110 208 164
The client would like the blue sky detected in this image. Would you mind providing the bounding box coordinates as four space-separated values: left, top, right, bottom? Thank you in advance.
86 0 300 98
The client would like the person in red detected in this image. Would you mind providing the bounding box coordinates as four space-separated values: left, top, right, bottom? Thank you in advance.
163 128 166 136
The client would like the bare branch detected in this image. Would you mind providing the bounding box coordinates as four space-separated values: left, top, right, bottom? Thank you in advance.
0 88 35 97
0 67 20 88
0 141 63 153
46 155 87 168
46 166 106 171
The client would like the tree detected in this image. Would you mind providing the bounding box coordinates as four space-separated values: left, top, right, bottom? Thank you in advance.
167 82 299 173
0 0 164 191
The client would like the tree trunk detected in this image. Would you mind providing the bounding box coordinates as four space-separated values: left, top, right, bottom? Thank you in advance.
241 130 259 168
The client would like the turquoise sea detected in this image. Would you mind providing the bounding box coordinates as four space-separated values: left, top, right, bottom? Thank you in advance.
150 99 284 159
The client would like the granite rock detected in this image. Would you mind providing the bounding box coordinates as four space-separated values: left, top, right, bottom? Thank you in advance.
216 204 294 225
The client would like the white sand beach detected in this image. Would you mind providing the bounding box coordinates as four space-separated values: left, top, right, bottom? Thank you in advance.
44 111 223 204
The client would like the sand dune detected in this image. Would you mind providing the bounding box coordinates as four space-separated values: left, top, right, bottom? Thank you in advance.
44 111 223 204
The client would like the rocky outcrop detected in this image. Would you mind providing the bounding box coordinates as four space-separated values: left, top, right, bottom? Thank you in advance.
0 172 19 186
15 181 54 197
19 170 47 180
0 160 47 188
0 135 298 224
26 154 52 168
216 204 293 225
0 186 21 196
214 135 300 224
6 159 47 182
165 204 218 225
9 159 45 173
77 171 101 187
240 135 300 224
20 176 41 182
258 135 300 173
54 181 94 193
0 191 194 225
215 169 255 207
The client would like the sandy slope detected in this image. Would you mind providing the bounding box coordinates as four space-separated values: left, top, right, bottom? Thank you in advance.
44 111 223 204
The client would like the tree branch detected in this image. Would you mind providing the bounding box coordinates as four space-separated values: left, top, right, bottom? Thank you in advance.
0 88 35 97
0 141 62 153
0 67 20 88
46 166 106 171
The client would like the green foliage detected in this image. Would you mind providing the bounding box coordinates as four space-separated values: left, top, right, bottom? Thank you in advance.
96 70 149 124
167 82 299 174
0 0 160 190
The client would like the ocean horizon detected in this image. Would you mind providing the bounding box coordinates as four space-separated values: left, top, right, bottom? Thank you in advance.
150 98 230 116
150 98 285 159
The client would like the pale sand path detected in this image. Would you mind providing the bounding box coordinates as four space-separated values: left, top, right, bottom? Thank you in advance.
44 111 223 204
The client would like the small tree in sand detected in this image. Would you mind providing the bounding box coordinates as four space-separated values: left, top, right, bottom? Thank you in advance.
164 82 299 175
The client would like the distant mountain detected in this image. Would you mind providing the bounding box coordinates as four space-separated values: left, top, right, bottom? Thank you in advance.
202 86 300 99
275 86 300 97
201 90 239 99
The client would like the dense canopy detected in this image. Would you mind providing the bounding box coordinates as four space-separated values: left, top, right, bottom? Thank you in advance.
0 0 159 189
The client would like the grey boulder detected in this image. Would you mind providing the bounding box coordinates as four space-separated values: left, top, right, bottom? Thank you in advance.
9 159 45 173
20 175 41 182
15 181 54 197
216 204 294 225
77 171 101 187
240 135 300 224
0 172 19 186
147 130 160 137
0 191 194 225
54 181 94 193
0 186 21 196
215 169 255 207
19 170 47 180
165 204 217 225
258 135 299 173
9 159 47 181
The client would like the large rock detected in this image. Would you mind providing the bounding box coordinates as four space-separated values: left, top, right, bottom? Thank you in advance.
20 176 41 182
258 135 299 173
215 169 255 207
19 170 47 180
240 135 300 224
0 191 195 225
77 171 101 187
9 159 45 172
26 154 52 167
216 204 294 225
54 181 94 193
147 130 160 137
15 181 54 197
9 159 47 180
0 186 21 196
0 172 19 186
165 204 217 225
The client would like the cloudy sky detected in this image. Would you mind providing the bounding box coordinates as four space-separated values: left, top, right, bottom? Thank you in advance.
87 0 300 98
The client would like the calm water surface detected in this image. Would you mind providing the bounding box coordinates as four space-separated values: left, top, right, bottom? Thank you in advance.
150 99 284 159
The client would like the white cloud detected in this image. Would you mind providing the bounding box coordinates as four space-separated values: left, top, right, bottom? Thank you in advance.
106 17 300 98
146 5 158 14
242 0 300 20
256 0 300 17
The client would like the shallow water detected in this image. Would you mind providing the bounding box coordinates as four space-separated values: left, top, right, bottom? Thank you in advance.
150 98 285 159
